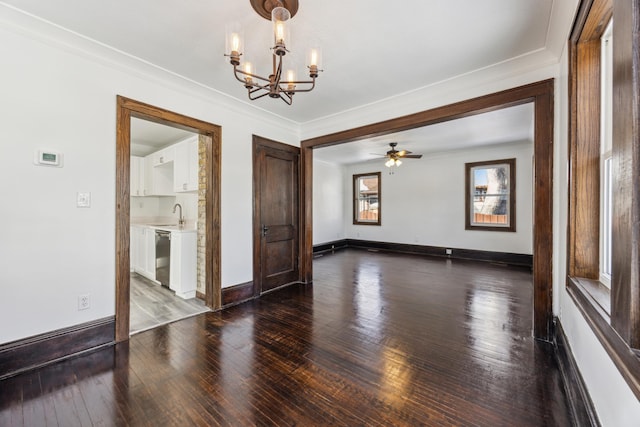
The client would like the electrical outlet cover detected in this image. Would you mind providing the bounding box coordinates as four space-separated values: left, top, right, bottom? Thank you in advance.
78 294 90 310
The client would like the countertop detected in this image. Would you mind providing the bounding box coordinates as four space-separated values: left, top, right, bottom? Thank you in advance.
131 222 197 233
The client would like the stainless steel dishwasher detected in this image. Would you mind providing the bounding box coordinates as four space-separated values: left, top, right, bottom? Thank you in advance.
155 230 171 288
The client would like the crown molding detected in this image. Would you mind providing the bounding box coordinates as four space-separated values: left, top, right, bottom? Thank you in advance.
0 3 301 136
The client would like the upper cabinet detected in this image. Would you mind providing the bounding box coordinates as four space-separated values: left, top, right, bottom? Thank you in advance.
144 146 175 196
174 137 199 193
130 156 146 196
131 137 198 197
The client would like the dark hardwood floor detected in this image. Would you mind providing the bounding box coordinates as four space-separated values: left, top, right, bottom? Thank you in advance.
0 249 573 426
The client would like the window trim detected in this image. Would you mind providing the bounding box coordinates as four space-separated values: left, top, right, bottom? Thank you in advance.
465 158 516 232
567 0 640 401
353 172 381 226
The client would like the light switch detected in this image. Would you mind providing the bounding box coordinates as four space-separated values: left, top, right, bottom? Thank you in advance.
77 192 91 208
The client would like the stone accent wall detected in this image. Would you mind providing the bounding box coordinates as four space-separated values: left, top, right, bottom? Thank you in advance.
197 134 208 295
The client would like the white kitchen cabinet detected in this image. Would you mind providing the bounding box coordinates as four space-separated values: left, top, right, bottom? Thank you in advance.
132 226 156 281
151 146 175 166
169 230 197 299
130 226 137 272
174 137 198 193
130 156 146 196
144 149 174 196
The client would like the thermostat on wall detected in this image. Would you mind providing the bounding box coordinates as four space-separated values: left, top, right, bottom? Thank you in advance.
34 150 62 167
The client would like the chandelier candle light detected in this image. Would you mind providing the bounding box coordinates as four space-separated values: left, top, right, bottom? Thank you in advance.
225 0 322 105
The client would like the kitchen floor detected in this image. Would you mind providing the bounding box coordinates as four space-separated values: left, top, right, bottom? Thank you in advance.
130 273 209 334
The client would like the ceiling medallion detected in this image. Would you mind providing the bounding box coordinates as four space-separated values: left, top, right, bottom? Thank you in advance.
224 0 322 105
250 0 298 20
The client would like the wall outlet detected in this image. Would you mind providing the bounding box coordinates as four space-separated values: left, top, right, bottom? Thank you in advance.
76 192 91 208
446 249 453 255
78 294 90 311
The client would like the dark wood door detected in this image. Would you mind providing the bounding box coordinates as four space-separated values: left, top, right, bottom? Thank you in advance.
253 136 300 294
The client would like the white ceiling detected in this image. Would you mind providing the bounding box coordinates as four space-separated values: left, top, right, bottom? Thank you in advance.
314 103 534 164
2 0 560 123
130 118 195 157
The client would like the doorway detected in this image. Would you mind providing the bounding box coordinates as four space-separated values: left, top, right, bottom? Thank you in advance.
115 96 221 342
300 80 555 341
128 118 207 334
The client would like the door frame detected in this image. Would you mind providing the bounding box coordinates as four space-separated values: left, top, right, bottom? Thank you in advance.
115 96 222 342
252 135 302 296
300 80 555 341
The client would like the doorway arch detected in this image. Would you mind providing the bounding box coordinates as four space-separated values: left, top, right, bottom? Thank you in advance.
115 96 221 342
300 79 554 341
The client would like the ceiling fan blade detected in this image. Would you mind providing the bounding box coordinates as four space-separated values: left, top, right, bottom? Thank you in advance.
402 154 423 159
396 150 412 157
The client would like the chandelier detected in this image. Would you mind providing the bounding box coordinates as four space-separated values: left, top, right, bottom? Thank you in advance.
225 0 322 105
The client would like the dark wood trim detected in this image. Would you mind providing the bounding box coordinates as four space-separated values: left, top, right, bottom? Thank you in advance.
533 85 555 341
554 319 601 427
352 172 381 225
115 98 131 343
115 96 221 342
196 291 206 301
207 129 222 310
301 79 554 341
300 144 313 283
566 0 640 396
221 281 255 307
252 135 302 297
567 277 640 400
345 239 533 268
313 239 348 254
568 25 602 279
302 81 552 148
610 0 640 349
464 158 516 232
0 317 115 380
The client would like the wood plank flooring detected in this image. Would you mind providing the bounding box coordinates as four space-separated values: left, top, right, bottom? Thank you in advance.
130 273 209 334
0 249 573 426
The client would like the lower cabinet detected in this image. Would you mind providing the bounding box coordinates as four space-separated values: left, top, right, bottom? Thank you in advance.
131 225 155 281
169 231 197 299
131 225 197 299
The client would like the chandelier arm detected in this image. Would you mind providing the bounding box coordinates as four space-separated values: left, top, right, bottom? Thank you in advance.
233 66 271 85
248 90 271 101
280 78 316 93
279 92 293 105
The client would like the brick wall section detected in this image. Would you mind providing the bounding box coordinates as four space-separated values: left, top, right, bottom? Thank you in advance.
197 135 208 295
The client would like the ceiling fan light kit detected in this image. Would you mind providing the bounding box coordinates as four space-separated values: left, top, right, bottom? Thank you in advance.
382 142 422 168
225 0 323 105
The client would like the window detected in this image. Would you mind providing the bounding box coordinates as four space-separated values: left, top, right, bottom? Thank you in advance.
353 172 381 225
600 19 613 287
568 0 640 398
465 159 516 232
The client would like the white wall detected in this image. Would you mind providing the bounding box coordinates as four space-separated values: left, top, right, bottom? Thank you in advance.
0 7 299 343
342 142 533 254
130 194 197 222
312 160 345 244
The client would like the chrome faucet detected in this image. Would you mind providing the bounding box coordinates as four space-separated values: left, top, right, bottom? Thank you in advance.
173 203 185 226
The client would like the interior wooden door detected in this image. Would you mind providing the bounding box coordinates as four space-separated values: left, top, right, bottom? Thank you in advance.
253 136 300 294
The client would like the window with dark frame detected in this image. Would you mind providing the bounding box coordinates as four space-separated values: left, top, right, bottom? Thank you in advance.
353 172 381 225
465 159 516 232
567 0 640 399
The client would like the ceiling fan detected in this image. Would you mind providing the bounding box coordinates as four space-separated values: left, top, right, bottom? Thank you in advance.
379 142 423 167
